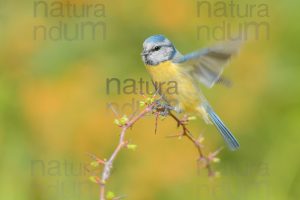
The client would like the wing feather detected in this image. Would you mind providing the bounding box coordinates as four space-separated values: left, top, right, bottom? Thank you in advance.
173 39 242 88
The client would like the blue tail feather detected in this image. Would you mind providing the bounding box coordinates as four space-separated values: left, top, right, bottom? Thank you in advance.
202 103 239 151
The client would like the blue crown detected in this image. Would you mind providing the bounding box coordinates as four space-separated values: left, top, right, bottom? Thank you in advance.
144 34 167 43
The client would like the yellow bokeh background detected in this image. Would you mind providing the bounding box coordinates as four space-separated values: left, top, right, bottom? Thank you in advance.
1 0 300 200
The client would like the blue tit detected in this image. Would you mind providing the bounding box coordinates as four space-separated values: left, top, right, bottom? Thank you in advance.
141 34 241 150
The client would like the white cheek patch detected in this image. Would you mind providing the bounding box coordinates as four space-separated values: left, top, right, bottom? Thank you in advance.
164 47 173 57
148 47 174 65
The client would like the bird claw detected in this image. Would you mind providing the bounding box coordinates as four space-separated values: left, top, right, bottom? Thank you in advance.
152 100 173 116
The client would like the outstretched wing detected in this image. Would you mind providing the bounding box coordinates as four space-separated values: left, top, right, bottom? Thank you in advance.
173 39 242 88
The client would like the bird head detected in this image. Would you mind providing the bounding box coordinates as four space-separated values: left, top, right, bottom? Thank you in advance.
141 34 177 66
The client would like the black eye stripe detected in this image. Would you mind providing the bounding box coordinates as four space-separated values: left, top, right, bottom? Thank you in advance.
153 46 161 51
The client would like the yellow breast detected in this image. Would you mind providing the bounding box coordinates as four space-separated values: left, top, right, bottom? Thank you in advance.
145 61 201 113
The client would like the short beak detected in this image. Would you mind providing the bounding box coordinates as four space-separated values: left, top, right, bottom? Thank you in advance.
140 51 148 56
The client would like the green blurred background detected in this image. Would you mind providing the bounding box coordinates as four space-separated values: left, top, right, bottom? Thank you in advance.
0 0 300 200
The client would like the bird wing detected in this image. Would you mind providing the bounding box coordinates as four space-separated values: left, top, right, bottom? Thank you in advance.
173 39 242 88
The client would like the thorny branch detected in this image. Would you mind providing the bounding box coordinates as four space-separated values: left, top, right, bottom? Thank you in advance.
168 112 221 177
89 97 221 200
